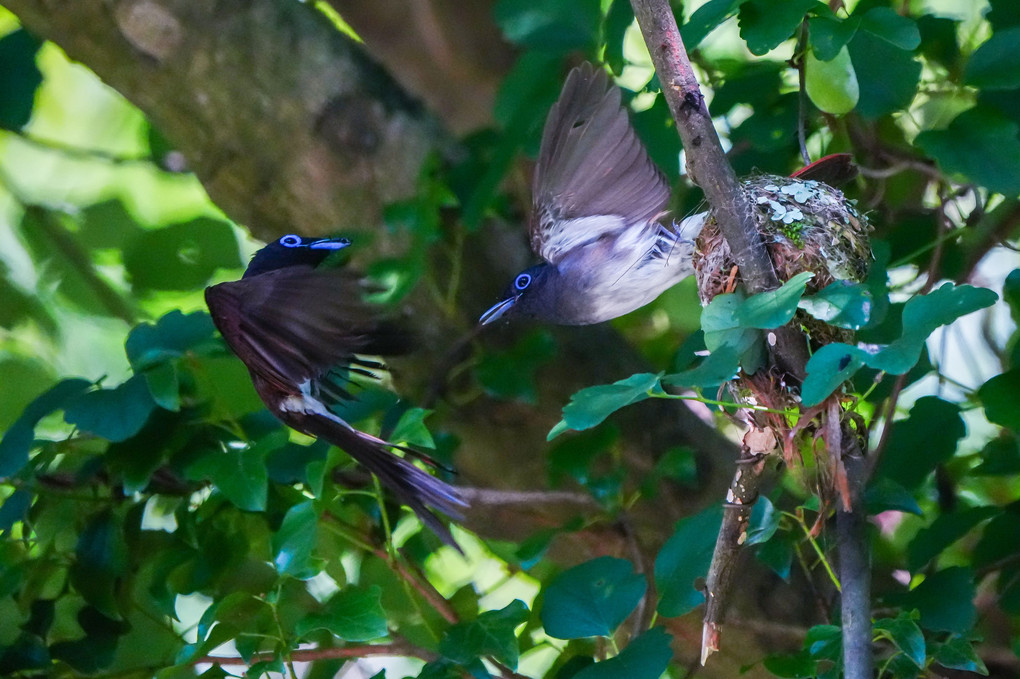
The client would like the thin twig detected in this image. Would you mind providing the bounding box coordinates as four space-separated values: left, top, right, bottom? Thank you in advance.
196 640 437 666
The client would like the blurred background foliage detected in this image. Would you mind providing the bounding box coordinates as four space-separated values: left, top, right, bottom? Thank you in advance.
0 0 1019 677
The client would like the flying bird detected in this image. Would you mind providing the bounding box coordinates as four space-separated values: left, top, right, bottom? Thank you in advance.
205 234 465 548
480 62 855 326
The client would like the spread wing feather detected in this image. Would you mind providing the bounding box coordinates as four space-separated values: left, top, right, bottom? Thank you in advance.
530 63 670 264
205 268 411 399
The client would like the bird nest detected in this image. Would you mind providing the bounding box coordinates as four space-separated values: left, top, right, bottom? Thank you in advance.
693 175 871 344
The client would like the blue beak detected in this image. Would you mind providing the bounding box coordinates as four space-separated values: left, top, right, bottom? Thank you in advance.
479 296 517 326
309 237 351 250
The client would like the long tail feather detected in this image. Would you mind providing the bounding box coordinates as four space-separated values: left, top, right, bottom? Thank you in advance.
299 414 466 551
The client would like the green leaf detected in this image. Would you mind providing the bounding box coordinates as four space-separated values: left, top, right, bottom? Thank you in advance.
0 378 91 476
874 612 925 668
389 407 435 449
272 501 320 578
682 0 746 49
494 0 601 50
738 272 815 329
603 0 633 75
763 650 817 678
737 0 818 56
78 200 144 250
983 370 1020 432
440 599 529 669
808 14 859 62
799 280 871 329
916 107 1020 195
64 375 156 442
988 0 1020 30
475 330 556 404
801 283 997 405
848 28 921 118
185 434 275 511
891 567 976 633
0 489 32 533
805 46 859 115
0 29 43 130
805 624 841 660
71 510 128 619
655 504 723 616
142 363 181 412
756 532 795 580
123 218 241 291
661 343 741 390
746 496 781 546
876 397 965 490
125 310 217 371
907 507 1000 571
972 505 1020 570
295 585 388 642
49 606 127 674
973 433 1020 476
934 636 989 675
548 373 662 440
864 477 923 515
1004 269 1020 324
573 627 673 679
859 8 920 50
540 557 646 639
965 27 1020 90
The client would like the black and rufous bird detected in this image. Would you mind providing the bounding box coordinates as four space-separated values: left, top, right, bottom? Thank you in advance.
480 62 707 326
480 63 857 326
205 234 465 547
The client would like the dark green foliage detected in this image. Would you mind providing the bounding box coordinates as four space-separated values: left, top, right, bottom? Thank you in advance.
540 557 645 639
0 29 42 130
1 1 1017 678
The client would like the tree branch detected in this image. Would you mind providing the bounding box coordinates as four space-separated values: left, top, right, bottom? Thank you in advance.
6 0 444 239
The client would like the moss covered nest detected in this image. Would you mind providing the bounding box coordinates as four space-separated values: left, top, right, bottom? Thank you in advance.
693 175 871 305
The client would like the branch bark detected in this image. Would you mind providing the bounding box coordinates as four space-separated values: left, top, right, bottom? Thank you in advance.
630 0 872 672
6 0 444 238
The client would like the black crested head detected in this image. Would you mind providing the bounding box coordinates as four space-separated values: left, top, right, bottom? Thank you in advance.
243 234 351 278
479 263 562 325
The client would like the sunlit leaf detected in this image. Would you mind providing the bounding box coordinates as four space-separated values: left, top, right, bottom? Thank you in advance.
799 280 871 329
805 46 859 115
295 586 388 642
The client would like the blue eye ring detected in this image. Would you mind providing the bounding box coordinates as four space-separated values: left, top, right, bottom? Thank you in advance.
279 234 302 247
514 273 532 291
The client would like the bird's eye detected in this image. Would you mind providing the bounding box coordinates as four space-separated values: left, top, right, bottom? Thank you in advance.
279 234 302 247
514 273 532 291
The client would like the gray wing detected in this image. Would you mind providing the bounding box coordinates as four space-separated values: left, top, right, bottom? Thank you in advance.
530 62 670 265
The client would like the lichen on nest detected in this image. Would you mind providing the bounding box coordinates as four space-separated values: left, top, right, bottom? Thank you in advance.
693 174 871 306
